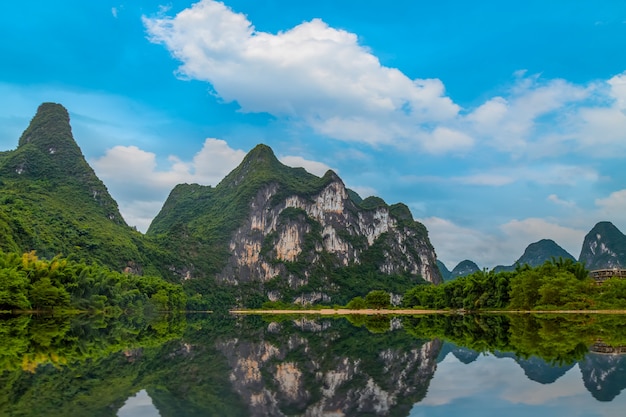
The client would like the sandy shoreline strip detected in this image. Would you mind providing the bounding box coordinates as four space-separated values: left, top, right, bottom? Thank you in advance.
230 309 626 315
230 309 446 315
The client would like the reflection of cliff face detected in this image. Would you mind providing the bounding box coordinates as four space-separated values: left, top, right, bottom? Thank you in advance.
216 320 442 417
579 353 626 402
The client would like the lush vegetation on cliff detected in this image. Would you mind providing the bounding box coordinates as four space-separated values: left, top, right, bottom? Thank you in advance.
0 251 186 312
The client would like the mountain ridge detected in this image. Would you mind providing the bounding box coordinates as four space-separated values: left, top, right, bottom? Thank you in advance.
149 142 442 305
438 226 626 277
0 103 441 308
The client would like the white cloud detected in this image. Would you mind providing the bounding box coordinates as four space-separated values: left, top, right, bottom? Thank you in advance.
442 163 598 188
595 189 626 227
143 0 460 152
574 73 626 156
608 71 626 110
111 7 118 18
550 71 626 158
91 139 246 231
466 75 589 155
190 138 247 182
143 2 626 161
422 216 588 269
547 194 576 208
499 218 585 259
423 127 474 154
455 173 514 186
92 139 339 232
143 1 626 162
278 155 334 177
419 217 502 268
524 164 600 186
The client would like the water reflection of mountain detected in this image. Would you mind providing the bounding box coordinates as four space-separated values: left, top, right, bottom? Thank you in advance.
437 343 480 364
215 317 442 416
438 343 575 385
0 315 443 417
494 352 574 384
579 353 626 402
5 313 626 415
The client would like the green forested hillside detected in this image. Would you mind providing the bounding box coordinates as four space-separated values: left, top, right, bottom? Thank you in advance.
0 103 152 271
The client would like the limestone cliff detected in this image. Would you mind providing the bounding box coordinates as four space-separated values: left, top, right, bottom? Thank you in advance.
148 144 442 306
217 173 440 284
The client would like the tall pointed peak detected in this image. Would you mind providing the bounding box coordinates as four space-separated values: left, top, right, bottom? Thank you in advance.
242 143 280 166
18 103 80 154
218 143 300 189
588 221 621 235
579 221 626 269
5 103 91 181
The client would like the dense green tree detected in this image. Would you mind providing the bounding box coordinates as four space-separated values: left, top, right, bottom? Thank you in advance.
402 259 609 311
0 251 186 312
364 290 391 309
29 278 70 310
346 296 367 309
0 269 31 310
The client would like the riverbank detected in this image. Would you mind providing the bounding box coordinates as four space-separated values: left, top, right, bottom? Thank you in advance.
230 308 626 315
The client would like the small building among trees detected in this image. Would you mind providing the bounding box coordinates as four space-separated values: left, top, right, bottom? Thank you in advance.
590 268 626 284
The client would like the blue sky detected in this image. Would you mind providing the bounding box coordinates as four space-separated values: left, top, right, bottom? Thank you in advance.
1 0 626 269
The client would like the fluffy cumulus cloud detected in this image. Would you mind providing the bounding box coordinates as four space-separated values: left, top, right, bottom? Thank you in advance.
466 74 589 155
573 72 626 156
144 2 626 159
595 189 626 227
92 138 246 230
420 217 506 268
499 218 586 259
143 0 464 152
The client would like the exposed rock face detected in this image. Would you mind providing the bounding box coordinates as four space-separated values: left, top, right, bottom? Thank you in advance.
147 144 442 306
218 176 441 288
216 320 442 417
579 221 626 270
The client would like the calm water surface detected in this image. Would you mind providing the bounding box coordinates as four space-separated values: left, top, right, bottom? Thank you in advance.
1 313 625 416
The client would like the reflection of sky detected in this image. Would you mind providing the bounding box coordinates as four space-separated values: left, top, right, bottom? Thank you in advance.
117 389 161 417
410 353 625 417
